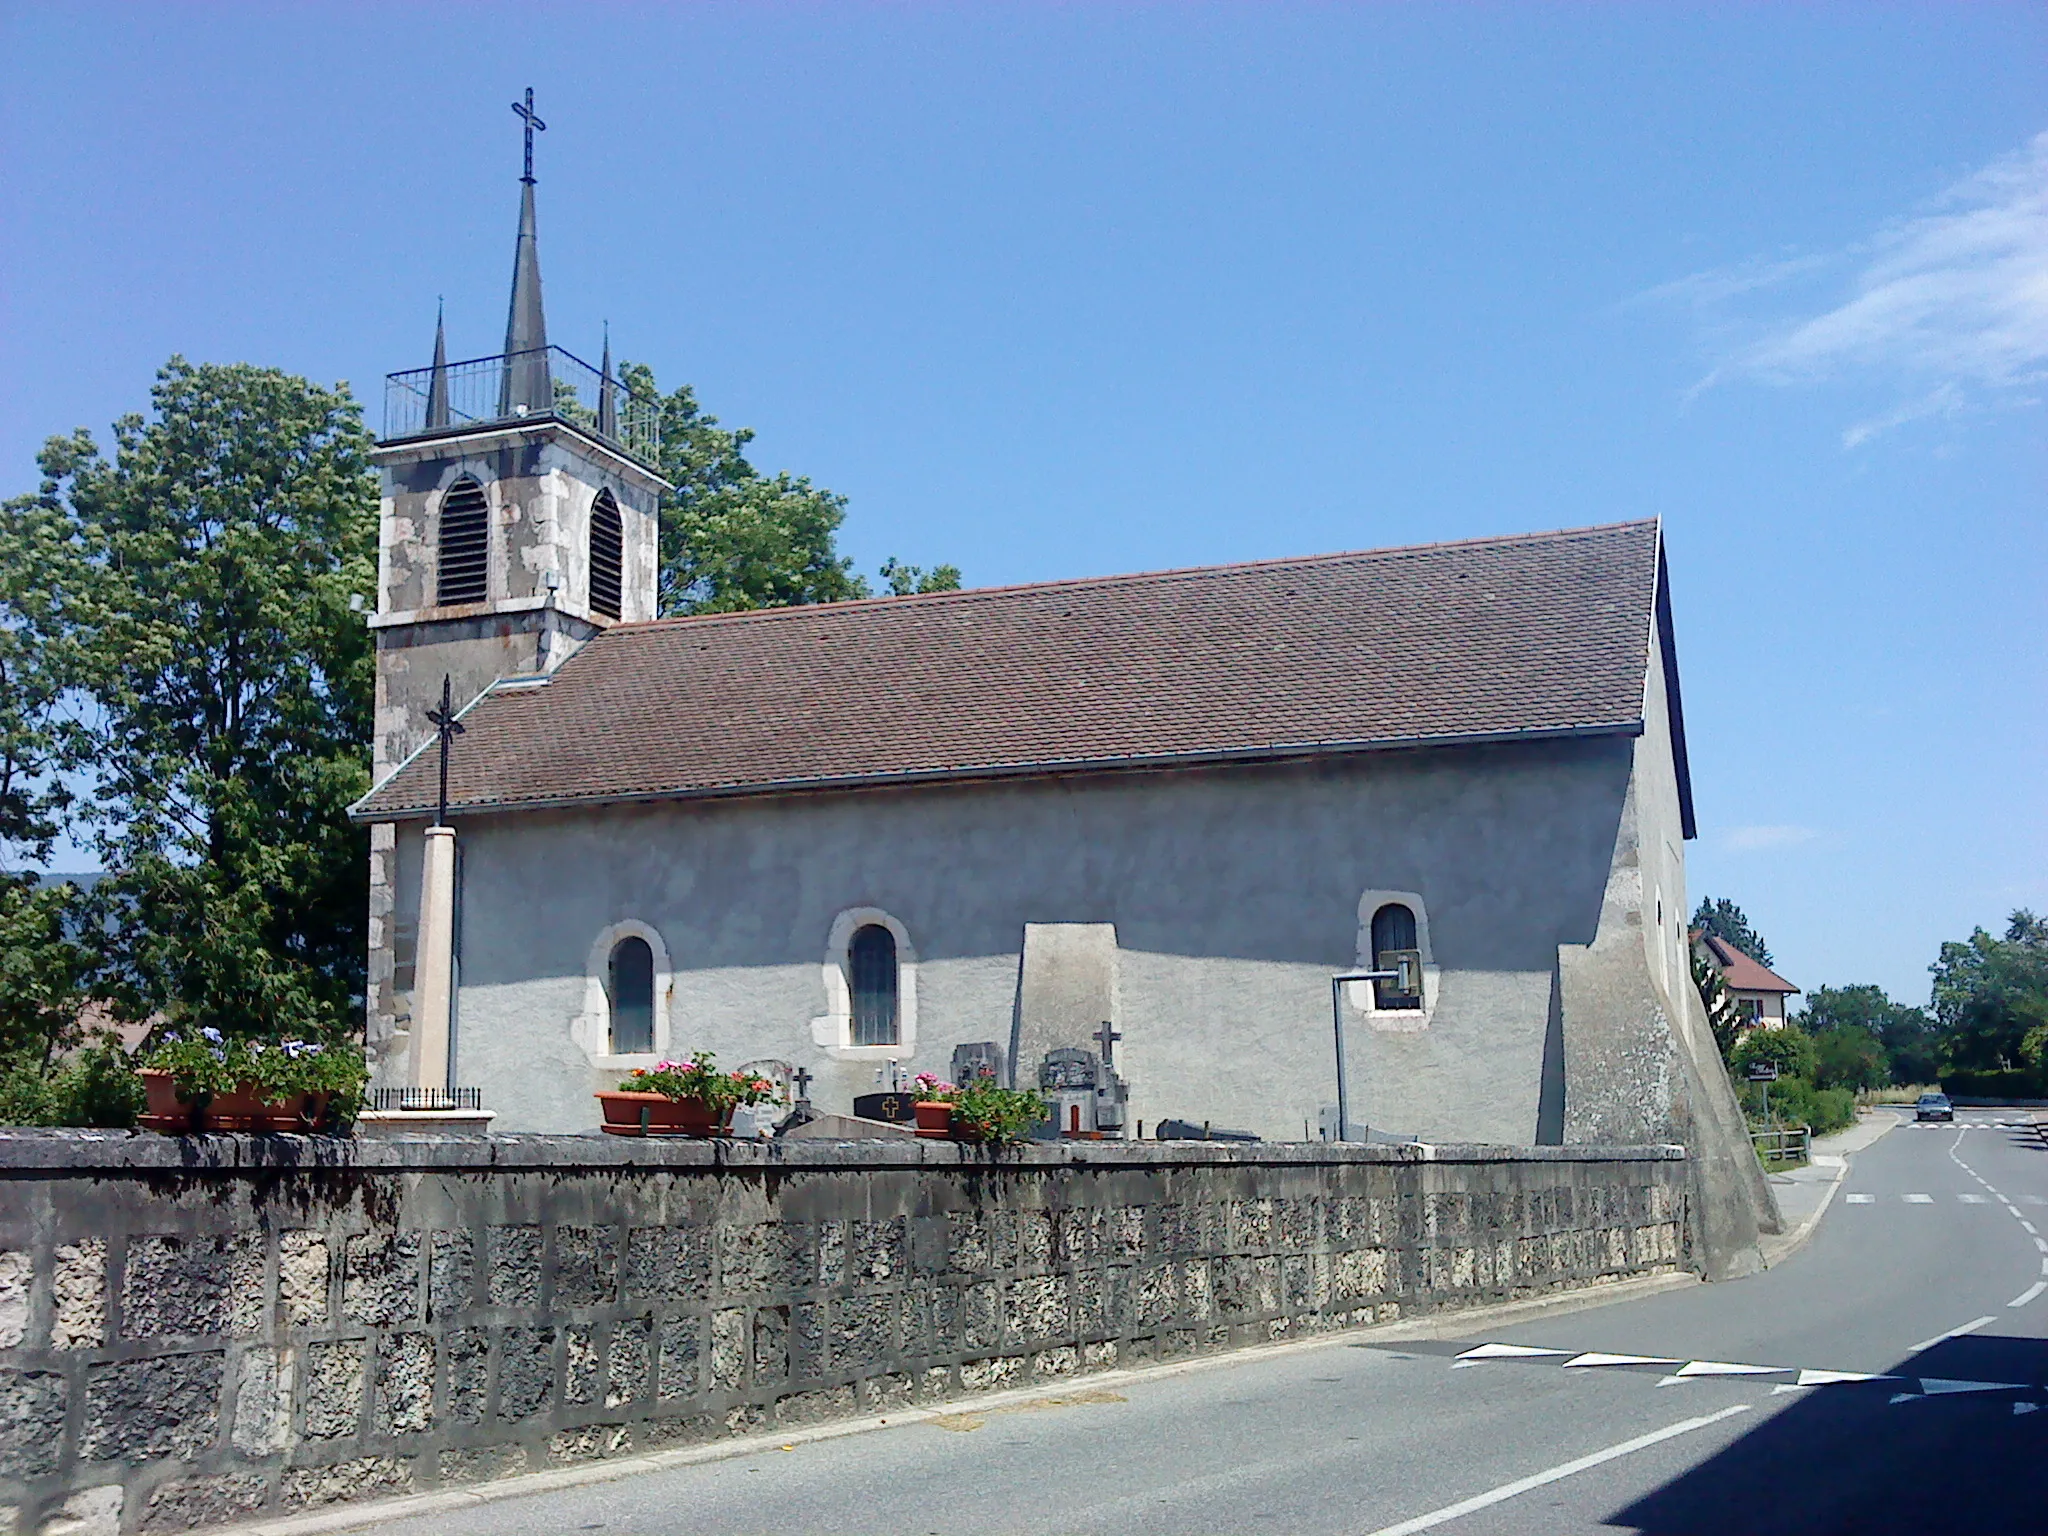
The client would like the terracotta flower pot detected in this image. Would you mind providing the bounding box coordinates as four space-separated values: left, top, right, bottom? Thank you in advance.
914 1100 955 1137
596 1090 725 1138
139 1069 320 1133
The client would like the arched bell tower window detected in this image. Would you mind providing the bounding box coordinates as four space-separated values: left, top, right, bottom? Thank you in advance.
607 935 655 1054
437 477 489 605
589 489 623 620
1370 902 1422 1010
849 924 899 1046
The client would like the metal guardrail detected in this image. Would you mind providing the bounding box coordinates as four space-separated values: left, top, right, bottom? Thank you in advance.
381 345 662 465
1751 1125 1810 1165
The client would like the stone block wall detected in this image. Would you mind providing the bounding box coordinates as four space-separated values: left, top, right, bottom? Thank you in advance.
0 1134 1690 1533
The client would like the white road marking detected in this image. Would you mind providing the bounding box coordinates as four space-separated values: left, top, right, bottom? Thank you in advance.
1795 1368 1895 1386
1453 1343 1569 1362
1921 1377 2028 1395
2035 1238 2048 1254
1563 1352 1678 1369
2018 1402 2041 1416
1359 1406 1752 1536
1904 1194 1934 1204
2009 1281 2048 1308
2023 1196 2048 1207
1911 1316 1997 1352
1673 1360 1787 1378
1845 1194 1874 1204
1960 1194 1990 1204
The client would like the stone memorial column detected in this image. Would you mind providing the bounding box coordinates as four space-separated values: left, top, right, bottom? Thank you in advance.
411 825 458 1093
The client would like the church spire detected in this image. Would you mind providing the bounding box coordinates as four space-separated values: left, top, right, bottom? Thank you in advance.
596 323 618 440
425 299 451 430
498 88 551 418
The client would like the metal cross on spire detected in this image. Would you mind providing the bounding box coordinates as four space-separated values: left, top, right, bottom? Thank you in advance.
425 674 466 829
511 87 547 184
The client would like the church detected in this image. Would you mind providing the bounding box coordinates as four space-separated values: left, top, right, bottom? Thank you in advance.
349 109 1772 1265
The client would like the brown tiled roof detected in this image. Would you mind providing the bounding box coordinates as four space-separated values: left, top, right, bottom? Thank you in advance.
1700 934 1800 995
354 519 1666 820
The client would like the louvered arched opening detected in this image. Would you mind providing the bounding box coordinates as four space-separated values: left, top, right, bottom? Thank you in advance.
437 477 489 605
589 489 623 620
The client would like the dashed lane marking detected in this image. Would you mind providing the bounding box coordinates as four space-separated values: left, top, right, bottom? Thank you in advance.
1845 1194 1874 1204
1960 1194 1990 1203
1904 1194 1935 1203
1911 1315 1996 1352
2011 1280 2048 1309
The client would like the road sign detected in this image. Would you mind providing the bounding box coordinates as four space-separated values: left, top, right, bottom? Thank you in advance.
1747 1063 1779 1082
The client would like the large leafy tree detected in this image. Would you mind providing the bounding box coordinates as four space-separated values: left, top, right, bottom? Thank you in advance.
0 487 97 1062
1930 911 2048 1074
26 359 377 1040
1798 983 1940 1086
618 364 958 614
1691 896 1773 967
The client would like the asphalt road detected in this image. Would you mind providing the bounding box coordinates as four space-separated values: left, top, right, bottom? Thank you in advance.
361 1109 2048 1536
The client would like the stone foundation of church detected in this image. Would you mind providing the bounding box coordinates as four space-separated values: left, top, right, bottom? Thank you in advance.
0 1132 1691 1533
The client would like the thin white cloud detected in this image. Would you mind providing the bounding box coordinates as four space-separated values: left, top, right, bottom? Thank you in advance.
1841 382 1964 449
1654 131 2048 444
1721 824 1820 853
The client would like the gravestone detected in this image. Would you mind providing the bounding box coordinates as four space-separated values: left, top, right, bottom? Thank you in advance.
1040 1048 1099 1136
951 1041 1004 1084
852 1091 919 1124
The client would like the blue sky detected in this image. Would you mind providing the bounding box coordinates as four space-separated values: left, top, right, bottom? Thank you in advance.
2 5 2041 1007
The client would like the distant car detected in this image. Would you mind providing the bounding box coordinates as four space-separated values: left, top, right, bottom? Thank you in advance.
1915 1092 1954 1122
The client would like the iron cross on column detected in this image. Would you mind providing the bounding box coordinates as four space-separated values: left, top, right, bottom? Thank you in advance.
425 675 466 829
790 1066 813 1105
1094 1019 1121 1068
511 87 546 184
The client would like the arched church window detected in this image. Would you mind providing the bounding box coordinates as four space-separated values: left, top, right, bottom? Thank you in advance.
437 477 489 605
589 489 623 620
607 935 655 1054
849 924 899 1046
1370 902 1422 1010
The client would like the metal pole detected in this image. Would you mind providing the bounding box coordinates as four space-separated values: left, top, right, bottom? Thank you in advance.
1330 970 1397 1143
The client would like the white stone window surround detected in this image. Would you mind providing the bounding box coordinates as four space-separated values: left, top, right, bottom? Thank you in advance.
1349 888 1439 1032
811 907 919 1060
574 920 675 1068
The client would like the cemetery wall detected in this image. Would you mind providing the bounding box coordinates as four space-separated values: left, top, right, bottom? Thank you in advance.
0 1132 1692 1534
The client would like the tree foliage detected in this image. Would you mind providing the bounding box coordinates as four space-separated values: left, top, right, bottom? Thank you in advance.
1810 1025 1890 1093
1691 949 1745 1061
1730 1024 1817 1082
20 358 377 1042
1691 896 1772 967
618 364 958 614
1797 983 1939 1086
1930 910 2048 1074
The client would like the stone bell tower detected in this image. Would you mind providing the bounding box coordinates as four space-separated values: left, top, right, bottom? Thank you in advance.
359 89 670 1082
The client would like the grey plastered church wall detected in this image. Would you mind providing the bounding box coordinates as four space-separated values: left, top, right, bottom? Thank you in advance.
410 735 1640 1146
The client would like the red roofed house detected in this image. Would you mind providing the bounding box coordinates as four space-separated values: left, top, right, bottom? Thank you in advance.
344 156 1776 1272
1694 934 1800 1031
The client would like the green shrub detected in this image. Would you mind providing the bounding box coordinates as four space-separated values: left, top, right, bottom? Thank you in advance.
0 1045 144 1128
1737 1074 1855 1136
1730 1026 1819 1082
